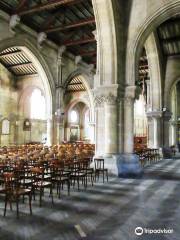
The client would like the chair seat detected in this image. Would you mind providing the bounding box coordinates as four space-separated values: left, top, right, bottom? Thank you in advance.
14 188 31 196
33 181 51 187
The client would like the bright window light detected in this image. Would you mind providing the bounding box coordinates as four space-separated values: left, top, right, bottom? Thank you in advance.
70 110 78 123
30 89 46 120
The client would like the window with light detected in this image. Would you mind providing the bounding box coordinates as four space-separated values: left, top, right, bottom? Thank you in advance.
70 110 78 123
30 89 46 120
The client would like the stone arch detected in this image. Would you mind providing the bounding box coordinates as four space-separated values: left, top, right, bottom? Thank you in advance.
144 32 163 111
64 71 95 122
0 36 55 144
126 1 180 89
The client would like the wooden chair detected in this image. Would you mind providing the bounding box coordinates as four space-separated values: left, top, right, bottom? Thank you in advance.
94 158 108 183
31 167 53 207
3 172 32 218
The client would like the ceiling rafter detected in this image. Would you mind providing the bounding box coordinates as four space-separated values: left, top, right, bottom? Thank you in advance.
63 36 95 46
79 50 96 56
16 0 84 16
44 17 95 33
14 0 29 13
7 61 33 69
0 49 22 57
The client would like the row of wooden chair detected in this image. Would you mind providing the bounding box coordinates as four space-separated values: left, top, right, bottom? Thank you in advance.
135 148 161 167
0 156 108 218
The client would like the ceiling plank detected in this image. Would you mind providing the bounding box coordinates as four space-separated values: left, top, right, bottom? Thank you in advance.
7 61 33 69
17 0 84 16
45 17 95 33
63 36 95 46
0 50 22 57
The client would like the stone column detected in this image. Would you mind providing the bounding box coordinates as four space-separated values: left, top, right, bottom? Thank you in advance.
104 96 118 155
118 99 124 153
47 117 53 146
169 121 177 146
88 122 96 143
94 92 118 156
146 111 162 148
124 96 134 153
54 46 66 144
162 111 172 147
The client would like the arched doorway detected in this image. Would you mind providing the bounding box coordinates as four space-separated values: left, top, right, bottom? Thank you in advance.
64 74 95 144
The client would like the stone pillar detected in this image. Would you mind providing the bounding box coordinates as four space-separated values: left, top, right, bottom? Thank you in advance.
162 111 172 147
104 98 118 155
53 46 66 144
95 104 105 156
169 121 177 146
145 79 151 110
124 96 134 153
118 99 124 153
88 122 95 143
115 86 142 177
47 118 53 146
146 111 162 148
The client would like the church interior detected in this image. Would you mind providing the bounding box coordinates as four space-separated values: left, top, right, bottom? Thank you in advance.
0 0 180 239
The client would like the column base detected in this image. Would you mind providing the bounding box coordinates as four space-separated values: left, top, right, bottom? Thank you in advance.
102 153 143 178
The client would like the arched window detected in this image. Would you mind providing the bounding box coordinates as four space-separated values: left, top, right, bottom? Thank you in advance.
30 89 46 120
70 110 78 123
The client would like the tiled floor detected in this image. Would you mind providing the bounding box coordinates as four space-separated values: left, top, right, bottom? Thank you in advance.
0 158 180 240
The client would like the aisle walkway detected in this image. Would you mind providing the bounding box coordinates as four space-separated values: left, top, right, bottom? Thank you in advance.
0 158 180 240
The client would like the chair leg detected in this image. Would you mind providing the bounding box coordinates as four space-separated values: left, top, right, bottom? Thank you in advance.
50 186 54 204
16 198 19 218
67 180 70 196
4 196 8 217
29 194 32 215
39 188 43 207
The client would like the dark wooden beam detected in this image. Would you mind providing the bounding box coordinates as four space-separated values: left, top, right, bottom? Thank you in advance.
17 0 83 16
0 50 22 57
162 36 180 43
15 0 29 13
64 37 95 46
79 50 96 56
7 61 33 69
68 82 83 86
45 17 95 34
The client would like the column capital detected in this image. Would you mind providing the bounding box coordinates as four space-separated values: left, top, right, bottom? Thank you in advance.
94 93 119 107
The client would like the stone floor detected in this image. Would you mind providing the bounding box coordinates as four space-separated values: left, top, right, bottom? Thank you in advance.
0 158 180 240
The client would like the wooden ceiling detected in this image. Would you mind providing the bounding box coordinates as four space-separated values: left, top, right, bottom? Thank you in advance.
0 47 37 76
66 75 86 93
0 0 96 66
158 16 180 56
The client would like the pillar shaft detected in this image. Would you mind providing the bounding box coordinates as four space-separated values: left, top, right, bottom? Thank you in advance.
104 102 118 155
124 97 134 153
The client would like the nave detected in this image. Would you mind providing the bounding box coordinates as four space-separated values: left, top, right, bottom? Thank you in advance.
0 158 179 240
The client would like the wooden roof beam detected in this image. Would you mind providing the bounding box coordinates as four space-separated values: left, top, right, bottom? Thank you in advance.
45 17 95 34
0 50 22 57
17 0 83 16
79 50 96 56
162 36 180 43
7 62 33 69
64 37 96 46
